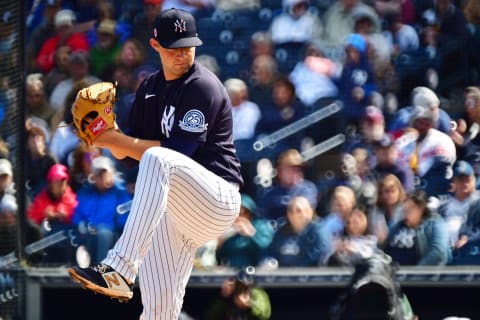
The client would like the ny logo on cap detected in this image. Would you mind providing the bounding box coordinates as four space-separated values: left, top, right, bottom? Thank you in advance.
174 19 187 33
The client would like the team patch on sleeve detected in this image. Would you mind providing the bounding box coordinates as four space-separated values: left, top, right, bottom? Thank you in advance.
179 109 208 133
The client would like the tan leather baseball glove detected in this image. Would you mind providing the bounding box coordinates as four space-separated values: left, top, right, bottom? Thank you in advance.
71 82 117 145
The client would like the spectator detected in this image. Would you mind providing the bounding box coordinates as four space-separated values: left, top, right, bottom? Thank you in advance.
344 105 386 167
350 147 378 207
205 268 272 320
237 31 274 84
216 194 275 269
68 142 103 192
368 174 406 245
114 38 147 75
246 54 278 108
451 86 480 170
437 161 480 248
89 19 122 79
0 159 15 201
255 76 306 158
263 196 332 267
27 164 78 265
256 149 318 222
289 40 338 108
397 105 456 196
269 0 323 45
389 86 452 136
72 156 132 264
25 123 57 201
351 6 391 71
322 0 381 47
48 80 88 166
25 73 61 135
131 0 164 67
43 45 72 97
0 193 17 256
114 64 155 133
225 78 261 143
384 190 451 266
372 133 415 192
26 0 62 72
393 24 439 105
383 12 420 57
48 50 100 111
224 78 262 196
336 33 378 128
322 185 356 239
250 31 274 60
453 194 480 264
35 9 89 74
328 207 378 266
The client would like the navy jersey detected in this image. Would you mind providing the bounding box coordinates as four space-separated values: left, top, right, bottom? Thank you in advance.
126 61 243 186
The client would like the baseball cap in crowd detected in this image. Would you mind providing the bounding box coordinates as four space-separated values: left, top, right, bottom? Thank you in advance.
97 19 117 36
0 159 12 176
47 164 70 182
412 86 440 109
54 9 76 28
153 8 203 48
345 33 367 53
412 104 434 122
91 156 115 175
453 160 474 177
363 105 384 123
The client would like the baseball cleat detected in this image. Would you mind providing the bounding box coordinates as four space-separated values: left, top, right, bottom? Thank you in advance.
68 264 133 302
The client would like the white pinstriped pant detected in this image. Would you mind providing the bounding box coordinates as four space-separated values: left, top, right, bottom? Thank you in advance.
102 146 240 320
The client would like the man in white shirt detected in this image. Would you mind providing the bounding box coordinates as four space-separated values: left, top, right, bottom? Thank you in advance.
437 160 480 247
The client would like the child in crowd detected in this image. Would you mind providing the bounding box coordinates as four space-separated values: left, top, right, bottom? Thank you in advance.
328 207 378 266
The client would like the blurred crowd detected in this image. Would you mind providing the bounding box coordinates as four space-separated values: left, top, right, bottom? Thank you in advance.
0 0 479 272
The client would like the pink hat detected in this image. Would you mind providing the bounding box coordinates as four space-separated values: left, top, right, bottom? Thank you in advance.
47 164 69 182
363 105 384 123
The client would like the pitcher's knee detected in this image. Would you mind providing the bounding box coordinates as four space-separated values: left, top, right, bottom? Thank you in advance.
141 147 175 171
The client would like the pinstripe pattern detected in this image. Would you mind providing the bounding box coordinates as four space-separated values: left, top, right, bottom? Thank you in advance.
103 146 240 319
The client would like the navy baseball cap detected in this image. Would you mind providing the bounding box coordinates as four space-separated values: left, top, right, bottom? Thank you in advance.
453 160 474 177
153 8 203 48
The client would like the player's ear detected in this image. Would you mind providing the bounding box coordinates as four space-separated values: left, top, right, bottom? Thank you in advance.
149 38 161 52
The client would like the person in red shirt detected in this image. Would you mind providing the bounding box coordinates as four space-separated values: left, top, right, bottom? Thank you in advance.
27 163 78 265
35 9 89 74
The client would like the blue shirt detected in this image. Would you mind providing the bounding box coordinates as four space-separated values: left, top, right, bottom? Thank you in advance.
266 220 332 267
127 61 243 186
72 183 132 232
256 179 318 220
